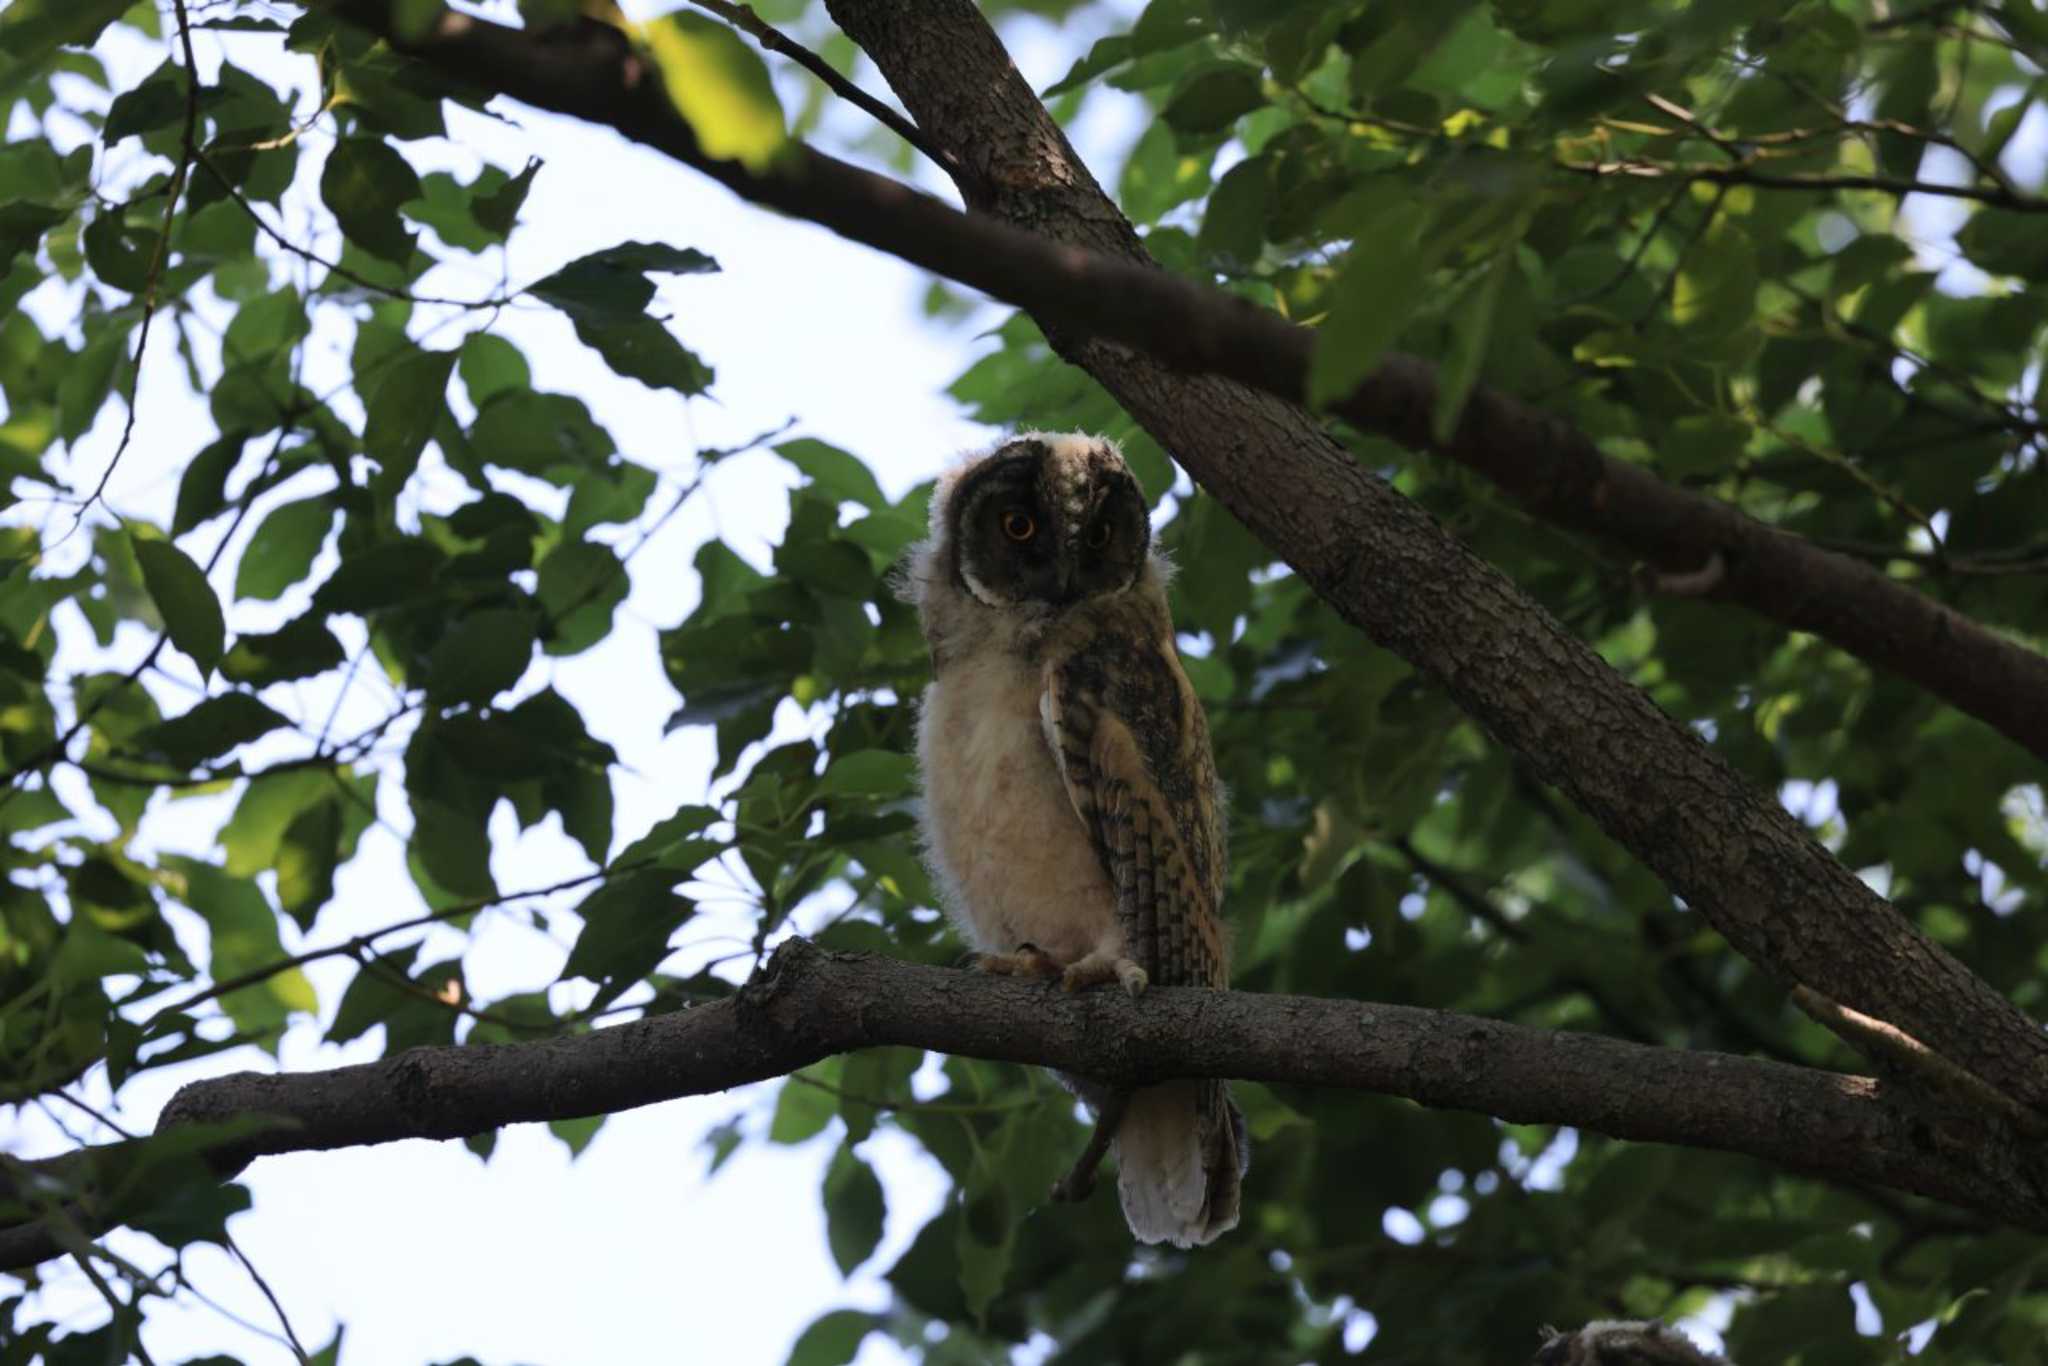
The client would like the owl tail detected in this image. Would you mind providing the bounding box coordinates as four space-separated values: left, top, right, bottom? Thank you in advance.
1113 1078 1248 1248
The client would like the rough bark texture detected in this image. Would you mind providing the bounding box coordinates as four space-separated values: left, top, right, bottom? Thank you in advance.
5 940 2041 1270
819 0 2048 1110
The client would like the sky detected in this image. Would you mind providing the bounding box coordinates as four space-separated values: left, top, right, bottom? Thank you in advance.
3 3 1143 1362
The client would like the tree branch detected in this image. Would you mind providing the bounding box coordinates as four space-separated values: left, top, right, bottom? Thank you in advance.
814 0 2048 1113
309 2 2048 770
5 940 2043 1271
1556 155 2048 213
308 1 2048 1123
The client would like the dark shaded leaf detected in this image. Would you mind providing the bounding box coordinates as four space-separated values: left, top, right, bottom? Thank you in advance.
424 607 535 704
319 136 421 263
134 537 225 675
128 693 289 768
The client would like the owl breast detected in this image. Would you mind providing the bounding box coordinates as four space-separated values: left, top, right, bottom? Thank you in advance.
915 650 1116 965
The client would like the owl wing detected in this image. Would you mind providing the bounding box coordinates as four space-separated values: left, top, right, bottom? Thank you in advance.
1041 632 1227 990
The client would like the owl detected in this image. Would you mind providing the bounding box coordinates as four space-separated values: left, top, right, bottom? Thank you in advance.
899 431 1248 1248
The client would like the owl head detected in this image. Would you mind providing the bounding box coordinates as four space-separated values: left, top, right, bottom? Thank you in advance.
926 432 1152 611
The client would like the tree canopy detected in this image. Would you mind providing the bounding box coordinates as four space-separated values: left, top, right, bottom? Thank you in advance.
3 0 2047 1361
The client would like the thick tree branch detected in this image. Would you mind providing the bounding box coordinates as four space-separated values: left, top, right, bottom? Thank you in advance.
816 2 2048 1111
316 2 2048 771
311 3 2048 1117
5 941 2043 1270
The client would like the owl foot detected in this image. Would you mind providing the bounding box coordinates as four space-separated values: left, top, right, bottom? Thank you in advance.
1052 1089 1129 1203
1061 950 1149 997
974 943 1063 979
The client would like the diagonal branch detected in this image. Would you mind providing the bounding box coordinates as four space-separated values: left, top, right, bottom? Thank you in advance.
4 940 2043 1271
310 1 2048 1118
817 0 2048 1112
314 4 2048 772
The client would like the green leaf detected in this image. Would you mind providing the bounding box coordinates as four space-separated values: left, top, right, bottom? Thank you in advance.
784 1310 876 1366
0 0 132 109
549 1114 604 1159
0 201 66 271
472 157 539 236
769 1061 840 1144
528 243 718 394
1433 245 1512 443
1162 63 1265 137
818 749 915 798
1308 200 1438 407
275 796 341 930
536 538 627 656
314 537 447 613
409 798 496 899
363 344 457 491
101 63 186 142
822 1142 887 1276
221 287 309 365
134 536 225 676
458 331 529 405
561 867 692 1006
56 329 124 442
128 693 289 768
424 607 535 705
470 390 615 479
574 315 713 393
528 242 719 318
1197 152 1270 265
221 768 333 875
234 496 333 601
613 803 720 868
172 433 246 535
642 13 789 172
319 137 421 264
167 855 316 1039
776 438 886 510
81 205 159 293
327 944 461 1052
220 615 348 687
1671 218 1757 340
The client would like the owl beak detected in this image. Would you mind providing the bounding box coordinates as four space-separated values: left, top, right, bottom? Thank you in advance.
1054 562 1080 604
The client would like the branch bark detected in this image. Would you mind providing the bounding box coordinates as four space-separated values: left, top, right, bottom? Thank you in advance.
316 2 2048 769
6 940 2043 1270
309 2 2048 1121
814 0 2048 1109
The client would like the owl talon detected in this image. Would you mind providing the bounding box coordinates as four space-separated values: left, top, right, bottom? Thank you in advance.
1061 951 1148 996
975 944 1062 979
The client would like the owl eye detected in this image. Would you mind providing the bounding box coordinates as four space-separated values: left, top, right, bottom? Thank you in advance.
1085 521 1113 550
1001 509 1037 542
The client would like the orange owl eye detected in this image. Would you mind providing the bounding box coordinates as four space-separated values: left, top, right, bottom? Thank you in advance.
1001 510 1036 542
1086 521 1112 549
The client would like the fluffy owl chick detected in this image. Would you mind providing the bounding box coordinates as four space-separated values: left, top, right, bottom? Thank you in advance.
900 431 1248 1248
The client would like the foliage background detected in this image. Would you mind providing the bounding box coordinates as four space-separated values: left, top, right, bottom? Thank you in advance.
3 0 2048 1361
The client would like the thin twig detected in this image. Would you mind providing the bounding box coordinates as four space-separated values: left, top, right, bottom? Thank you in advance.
71 0 207 535
47 1090 136 1140
139 864 641 1031
1791 984 2048 1133
1557 155 2048 213
225 1234 311 1365
195 150 511 309
688 0 943 166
